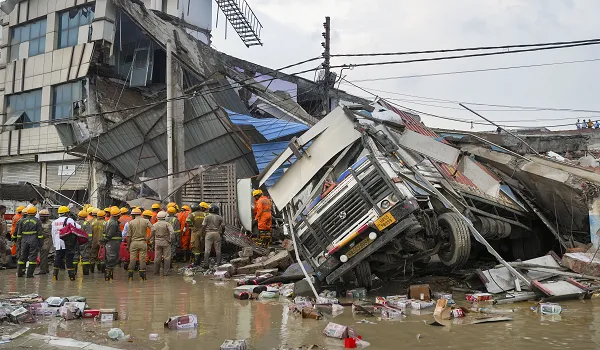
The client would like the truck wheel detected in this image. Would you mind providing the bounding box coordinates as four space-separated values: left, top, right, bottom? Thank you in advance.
438 213 471 267
355 261 373 290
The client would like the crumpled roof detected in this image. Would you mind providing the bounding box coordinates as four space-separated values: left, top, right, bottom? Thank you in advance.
227 109 308 141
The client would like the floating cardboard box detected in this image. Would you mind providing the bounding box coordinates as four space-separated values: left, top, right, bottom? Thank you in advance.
408 284 431 301
164 314 198 330
98 309 119 322
220 339 247 350
323 322 348 339
82 309 100 318
9 307 35 324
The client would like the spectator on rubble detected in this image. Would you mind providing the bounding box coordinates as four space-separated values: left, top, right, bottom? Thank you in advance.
588 119 594 129
577 119 582 129
595 121 600 129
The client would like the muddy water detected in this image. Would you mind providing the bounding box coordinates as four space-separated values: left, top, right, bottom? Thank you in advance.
1 267 599 350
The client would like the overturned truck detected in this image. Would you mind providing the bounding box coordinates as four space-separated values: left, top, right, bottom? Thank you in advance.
259 104 547 289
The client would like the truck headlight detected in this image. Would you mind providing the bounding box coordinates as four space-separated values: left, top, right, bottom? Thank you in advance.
380 200 391 210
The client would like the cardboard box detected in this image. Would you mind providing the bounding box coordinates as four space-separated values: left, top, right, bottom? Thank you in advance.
63 302 86 313
9 307 35 324
434 299 448 316
323 322 348 339
346 288 367 299
381 308 404 319
98 309 119 322
60 304 82 320
408 284 431 301
32 307 59 317
411 300 435 310
164 314 198 330
82 309 100 318
28 302 48 314
220 339 247 350
466 293 492 302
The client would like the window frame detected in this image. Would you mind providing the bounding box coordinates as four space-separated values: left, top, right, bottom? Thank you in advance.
57 5 95 49
6 89 43 128
10 18 47 61
51 80 84 121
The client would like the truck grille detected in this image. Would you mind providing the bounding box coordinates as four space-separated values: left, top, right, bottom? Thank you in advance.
299 163 392 256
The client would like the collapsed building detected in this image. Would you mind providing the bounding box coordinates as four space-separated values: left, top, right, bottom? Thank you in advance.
0 0 367 213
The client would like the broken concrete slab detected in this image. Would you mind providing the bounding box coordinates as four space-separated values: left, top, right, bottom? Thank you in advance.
562 252 600 277
255 269 278 277
236 263 265 275
262 250 291 270
230 257 251 268
531 279 591 299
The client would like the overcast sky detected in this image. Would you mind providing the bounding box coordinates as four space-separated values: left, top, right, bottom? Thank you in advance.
211 0 600 131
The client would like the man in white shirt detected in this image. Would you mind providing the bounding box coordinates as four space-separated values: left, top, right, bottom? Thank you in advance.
51 206 81 281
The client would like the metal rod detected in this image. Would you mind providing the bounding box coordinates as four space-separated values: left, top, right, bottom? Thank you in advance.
166 40 174 201
459 103 540 156
441 131 532 162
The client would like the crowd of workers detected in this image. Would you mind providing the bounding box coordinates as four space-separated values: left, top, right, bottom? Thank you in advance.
0 189 274 281
576 119 600 129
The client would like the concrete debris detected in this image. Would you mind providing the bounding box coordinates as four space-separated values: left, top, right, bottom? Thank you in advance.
562 252 600 277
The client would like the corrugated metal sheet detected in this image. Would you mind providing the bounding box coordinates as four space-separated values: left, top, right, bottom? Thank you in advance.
212 78 250 116
227 109 309 141
251 141 294 187
46 161 90 191
182 164 237 225
1 162 40 184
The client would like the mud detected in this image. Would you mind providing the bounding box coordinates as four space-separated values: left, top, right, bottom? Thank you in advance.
1 267 599 349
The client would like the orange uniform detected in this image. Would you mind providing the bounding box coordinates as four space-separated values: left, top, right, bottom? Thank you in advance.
178 210 190 250
10 213 22 238
255 195 273 231
118 214 133 232
151 211 158 224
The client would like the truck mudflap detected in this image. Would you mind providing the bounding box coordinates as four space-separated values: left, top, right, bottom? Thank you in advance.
315 198 420 283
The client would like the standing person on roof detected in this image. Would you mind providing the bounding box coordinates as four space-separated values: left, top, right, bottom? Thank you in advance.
588 119 594 129
74 210 93 276
102 207 122 281
127 209 152 280
187 202 209 266
200 205 225 268
577 119 582 129
16 206 42 278
51 206 80 281
37 209 52 275
151 211 174 276
166 205 180 264
253 190 273 236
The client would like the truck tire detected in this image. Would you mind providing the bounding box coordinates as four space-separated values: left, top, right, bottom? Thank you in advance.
437 213 471 267
355 261 373 290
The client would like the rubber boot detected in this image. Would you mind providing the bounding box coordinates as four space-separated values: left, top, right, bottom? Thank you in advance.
25 264 35 278
99 263 106 273
104 268 112 281
68 268 76 281
53 267 59 280
193 253 201 267
82 264 90 276
72 262 78 276
128 270 134 281
90 263 95 273
109 268 114 280
16 263 25 277
154 262 161 276
139 270 147 281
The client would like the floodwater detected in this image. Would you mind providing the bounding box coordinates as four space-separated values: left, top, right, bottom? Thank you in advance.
1 267 600 350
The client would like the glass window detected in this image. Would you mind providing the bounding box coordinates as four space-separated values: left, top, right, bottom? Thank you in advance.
7 89 43 128
9 18 47 60
52 81 84 120
58 5 95 49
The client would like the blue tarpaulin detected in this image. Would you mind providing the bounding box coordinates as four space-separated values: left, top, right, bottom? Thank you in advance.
227 109 308 141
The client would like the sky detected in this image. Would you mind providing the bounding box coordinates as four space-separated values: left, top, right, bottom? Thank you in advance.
211 0 600 132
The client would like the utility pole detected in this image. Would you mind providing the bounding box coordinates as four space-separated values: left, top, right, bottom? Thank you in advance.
321 16 331 115
166 40 174 200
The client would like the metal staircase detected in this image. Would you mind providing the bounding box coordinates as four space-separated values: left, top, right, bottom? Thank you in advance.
215 0 263 47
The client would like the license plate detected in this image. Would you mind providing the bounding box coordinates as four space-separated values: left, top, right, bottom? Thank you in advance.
374 212 396 231
345 237 373 259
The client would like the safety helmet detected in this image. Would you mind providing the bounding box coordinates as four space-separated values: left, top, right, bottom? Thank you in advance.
39 209 50 217
110 207 121 216
199 202 210 209
142 210 153 217
27 206 38 215
152 203 161 210
157 211 167 219
120 207 129 214
78 210 87 218
167 202 176 208
252 189 263 197
131 208 142 215
97 210 106 217
167 206 177 214
104 207 110 212
208 205 219 214
86 207 94 214
182 205 191 211
190 204 200 212
58 206 70 214
21 207 28 214
16 206 25 213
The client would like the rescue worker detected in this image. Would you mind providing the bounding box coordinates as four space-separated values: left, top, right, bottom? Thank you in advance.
118 207 132 232
187 202 209 266
16 206 42 278
151 211 174 276
253 190 273 235
178 205 191 261
200 205 225 268
37 209 52 275
102 207 121 281
74 210 93 275
51 206 80 281
0 205 7 269
86 207 94 222
91 209 106 273
127 209 152 280
10 206 26 263
103 208 110 222
166 206 180 263
150 203 161 224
